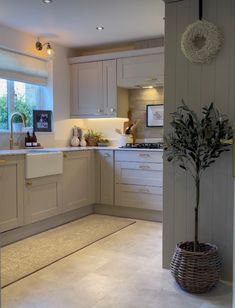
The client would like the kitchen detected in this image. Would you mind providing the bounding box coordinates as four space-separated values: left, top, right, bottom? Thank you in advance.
0 1 234 308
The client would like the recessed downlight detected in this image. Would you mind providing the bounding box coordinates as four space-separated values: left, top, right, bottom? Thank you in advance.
43 0 53 4
96 26 104 31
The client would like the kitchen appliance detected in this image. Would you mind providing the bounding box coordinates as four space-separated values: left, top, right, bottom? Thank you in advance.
120 142 164 149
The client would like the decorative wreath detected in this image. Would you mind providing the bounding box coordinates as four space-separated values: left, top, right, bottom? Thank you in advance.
181 20 223 64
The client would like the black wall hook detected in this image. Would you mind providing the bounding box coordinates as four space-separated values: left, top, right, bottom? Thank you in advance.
199 0 203 20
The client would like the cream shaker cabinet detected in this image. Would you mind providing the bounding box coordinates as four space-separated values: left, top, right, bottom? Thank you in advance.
70 61 103 117
117 53 164 88
70 60 127 118
0 156 24 232
95 150 114 205
62 151 93 212
24 175 63 224
115 150 163 211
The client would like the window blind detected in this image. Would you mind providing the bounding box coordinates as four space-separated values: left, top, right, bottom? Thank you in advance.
0 48 48 85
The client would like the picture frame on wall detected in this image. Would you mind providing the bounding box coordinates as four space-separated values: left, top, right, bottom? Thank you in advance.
146 104 164 127
33 110 52 132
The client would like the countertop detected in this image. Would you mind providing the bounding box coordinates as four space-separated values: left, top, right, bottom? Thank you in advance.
0 146 163 156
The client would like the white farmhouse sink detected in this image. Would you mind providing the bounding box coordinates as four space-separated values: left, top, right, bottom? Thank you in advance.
25 151 63 179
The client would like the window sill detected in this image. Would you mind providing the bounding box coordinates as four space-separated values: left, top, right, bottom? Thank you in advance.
0 130 55 135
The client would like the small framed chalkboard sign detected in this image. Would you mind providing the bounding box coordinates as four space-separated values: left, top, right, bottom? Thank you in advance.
33 110 52 132
146 104 164 127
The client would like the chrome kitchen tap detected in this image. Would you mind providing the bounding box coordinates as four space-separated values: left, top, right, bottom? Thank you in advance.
9 112 26 150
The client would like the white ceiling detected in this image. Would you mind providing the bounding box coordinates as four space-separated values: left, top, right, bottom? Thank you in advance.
0 0 165 48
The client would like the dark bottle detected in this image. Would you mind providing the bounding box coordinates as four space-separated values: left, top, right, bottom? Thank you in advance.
32 132 38 147
25 132 32 147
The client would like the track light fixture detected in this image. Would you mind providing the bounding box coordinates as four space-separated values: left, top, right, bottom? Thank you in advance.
35 38 54 56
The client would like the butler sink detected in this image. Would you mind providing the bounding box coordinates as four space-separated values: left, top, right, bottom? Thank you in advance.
25 151 63 179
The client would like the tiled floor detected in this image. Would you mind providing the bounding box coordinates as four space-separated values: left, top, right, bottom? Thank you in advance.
1 218 232 308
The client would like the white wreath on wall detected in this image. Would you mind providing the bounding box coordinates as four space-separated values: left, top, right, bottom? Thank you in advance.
181 20 223 64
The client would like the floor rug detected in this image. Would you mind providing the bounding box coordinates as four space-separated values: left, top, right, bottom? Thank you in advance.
1 214 135 287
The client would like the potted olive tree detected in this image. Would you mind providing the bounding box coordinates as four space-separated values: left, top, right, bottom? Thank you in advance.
164 102 233 293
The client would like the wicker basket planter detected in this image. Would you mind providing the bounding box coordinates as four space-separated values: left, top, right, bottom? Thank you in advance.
170 241 222 293
85 136 99 146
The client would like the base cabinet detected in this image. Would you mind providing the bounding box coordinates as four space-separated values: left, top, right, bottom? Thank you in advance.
24 175 62 224
115 150 163 211
62 151 93 212
95 150 114 205
0 156 24 232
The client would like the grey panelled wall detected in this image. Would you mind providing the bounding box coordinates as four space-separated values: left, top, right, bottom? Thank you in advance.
163 0 235 280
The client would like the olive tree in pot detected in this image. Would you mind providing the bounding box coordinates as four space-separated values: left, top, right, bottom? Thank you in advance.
164 102 233 294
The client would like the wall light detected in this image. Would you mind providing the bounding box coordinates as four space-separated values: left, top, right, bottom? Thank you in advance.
35 38 54 56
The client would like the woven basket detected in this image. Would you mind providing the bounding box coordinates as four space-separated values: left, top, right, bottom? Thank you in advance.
85 137 99 146
170 242 222 293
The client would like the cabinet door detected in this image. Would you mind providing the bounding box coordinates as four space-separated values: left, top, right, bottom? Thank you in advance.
62 151 93 212
96 150 114 205
103 60 117 116
0 157 24 232
70 62 103 117
117 53 164 88
24 175 62 224
115 184 162 211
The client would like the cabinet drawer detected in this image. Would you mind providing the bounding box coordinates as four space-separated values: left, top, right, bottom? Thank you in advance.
115 150 163 163
116 162 162 186
115 184 162 211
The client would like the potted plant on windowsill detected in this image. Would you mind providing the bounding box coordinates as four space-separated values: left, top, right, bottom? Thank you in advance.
164 102 233 293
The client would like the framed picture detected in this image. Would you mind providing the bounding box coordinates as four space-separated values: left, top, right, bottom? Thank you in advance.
146 104 164 127
33 110 52 132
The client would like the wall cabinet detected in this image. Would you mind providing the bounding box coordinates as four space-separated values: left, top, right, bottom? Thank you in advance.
115 150 163 211
70 60 128 118
117 53 164 88
0 156 24 232
24 175 62 224
95 150 114 205
62 151 93 212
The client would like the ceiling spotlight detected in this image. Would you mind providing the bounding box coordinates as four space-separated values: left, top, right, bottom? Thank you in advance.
43 0 53 3
35 38 54 56
96 26 104 31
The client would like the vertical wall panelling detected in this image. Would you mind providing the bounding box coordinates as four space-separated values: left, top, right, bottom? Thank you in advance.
163 0 235 280
162 1 177 268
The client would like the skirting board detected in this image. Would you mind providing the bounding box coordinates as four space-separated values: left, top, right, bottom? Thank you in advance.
94 204 163 222
1 205 93 246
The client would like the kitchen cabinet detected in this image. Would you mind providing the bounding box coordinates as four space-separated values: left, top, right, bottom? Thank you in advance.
115 150 163 211
117 53 164 88
95 150 114 205
24 175 62 224
62 151 93 212
0 156 24 232
70 60 128 118
70 61 103 116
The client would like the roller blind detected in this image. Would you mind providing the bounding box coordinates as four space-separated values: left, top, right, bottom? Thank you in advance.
0 48 48 85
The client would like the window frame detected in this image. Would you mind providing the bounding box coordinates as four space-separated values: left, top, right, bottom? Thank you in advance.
0 78 47 132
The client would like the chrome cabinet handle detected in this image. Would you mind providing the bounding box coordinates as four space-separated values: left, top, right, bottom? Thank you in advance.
104 153 111 157
97 108 104 113
138 188 150 193
139 165 151 170
110 108 115 113
139 153 150 158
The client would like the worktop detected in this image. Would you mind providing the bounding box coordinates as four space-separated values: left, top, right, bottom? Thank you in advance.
0 146 164 156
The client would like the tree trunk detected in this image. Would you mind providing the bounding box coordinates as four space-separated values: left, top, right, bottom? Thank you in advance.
194 175 200 251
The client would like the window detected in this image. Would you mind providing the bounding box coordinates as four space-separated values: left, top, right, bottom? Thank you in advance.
0 78 46 130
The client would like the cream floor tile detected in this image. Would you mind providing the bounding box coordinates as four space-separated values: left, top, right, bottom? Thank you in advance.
1 218 232 308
